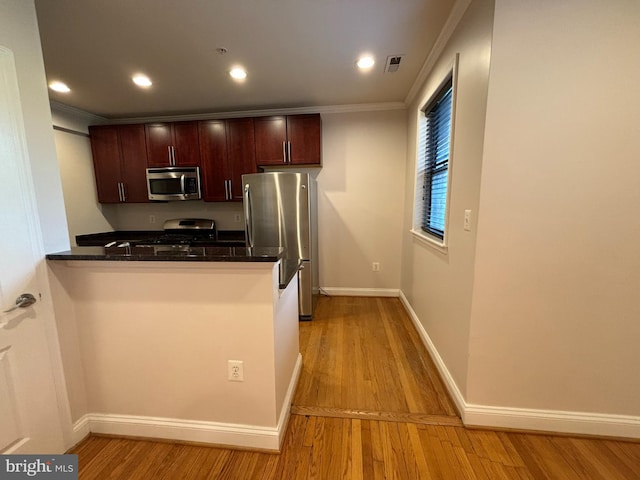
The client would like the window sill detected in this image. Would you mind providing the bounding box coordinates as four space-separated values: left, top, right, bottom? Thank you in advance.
410 229 448 254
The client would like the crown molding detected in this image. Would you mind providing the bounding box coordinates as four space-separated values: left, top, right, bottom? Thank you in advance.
405 0 472 106
49 100 108 125
104 102 407 124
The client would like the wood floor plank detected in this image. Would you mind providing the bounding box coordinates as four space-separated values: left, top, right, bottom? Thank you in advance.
568 437 637 480
603 440 640 478
406 423 434 480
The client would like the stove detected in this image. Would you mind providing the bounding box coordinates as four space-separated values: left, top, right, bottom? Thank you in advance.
136 218 218 246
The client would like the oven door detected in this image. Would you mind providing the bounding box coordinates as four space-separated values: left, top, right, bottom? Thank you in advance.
146 167 201 201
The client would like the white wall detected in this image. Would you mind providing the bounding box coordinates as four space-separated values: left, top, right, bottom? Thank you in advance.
467 0 640 418
114 200 245 232
400 0 493 397
52 122 117 245
0 0 69 253
318 110 407 293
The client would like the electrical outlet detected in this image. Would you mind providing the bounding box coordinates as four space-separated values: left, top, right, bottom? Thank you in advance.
149 215 156 224
464 210 472 231
228 360 244 381
234 214 242 223
372 262 380 272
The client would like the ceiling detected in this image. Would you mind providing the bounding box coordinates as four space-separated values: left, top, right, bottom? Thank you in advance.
34 0 456 119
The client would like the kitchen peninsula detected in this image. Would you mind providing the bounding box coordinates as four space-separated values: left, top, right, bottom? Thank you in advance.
46 245 301 451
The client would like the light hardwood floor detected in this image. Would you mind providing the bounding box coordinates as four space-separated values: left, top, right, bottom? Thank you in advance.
293 296 459 423
69 296 640 479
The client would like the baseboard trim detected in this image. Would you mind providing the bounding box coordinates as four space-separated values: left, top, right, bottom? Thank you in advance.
398 291 466 417
398 291 640 439
321 287 400 297
275 353 303 449
465 405 640 439
81 414 280 451
71 353 303 451
70 414 90 447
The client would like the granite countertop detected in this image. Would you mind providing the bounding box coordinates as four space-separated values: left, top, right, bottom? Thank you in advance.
46 245 300 289
75 230 246 247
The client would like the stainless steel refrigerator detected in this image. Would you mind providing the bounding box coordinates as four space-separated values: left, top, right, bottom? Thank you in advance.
242 172 318 319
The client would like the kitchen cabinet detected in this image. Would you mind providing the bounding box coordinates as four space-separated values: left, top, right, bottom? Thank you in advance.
145 121 200 167
254 114 321 166
199 118 257 201
89 124 149 203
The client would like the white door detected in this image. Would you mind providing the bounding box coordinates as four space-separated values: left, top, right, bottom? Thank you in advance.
0 46 66 453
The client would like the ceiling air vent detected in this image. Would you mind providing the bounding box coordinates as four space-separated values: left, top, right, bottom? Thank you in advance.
384 55 405 73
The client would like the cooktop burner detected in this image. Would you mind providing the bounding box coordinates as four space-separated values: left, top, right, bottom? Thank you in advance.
132 218 219 246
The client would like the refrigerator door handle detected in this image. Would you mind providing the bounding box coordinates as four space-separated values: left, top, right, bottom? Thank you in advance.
243 183 254 247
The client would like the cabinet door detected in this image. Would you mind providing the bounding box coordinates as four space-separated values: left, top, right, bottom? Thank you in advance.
199 120 228 201
254 116 287 165
173 121 201 166
145 123 174 167
89 125 122 203
287 114 321 165
227 118 257 200
118 124 149 203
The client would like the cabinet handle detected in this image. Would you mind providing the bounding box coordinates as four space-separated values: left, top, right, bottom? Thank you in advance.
287 141 292 164
282 141 287 164
228 180 233 199
119 182 126 202
171 146 176 166
167 146 172 165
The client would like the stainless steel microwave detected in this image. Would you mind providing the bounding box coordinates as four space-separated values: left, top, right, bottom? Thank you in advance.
146 166 202 201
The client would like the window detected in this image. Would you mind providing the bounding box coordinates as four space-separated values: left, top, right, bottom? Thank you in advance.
415 75 454 243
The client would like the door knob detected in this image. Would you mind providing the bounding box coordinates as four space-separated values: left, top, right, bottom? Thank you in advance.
3 293 37 313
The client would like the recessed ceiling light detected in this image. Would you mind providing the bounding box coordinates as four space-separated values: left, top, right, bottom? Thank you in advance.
229 67 247 80
49 81 70 93
357 56 375 70
132 74 152 87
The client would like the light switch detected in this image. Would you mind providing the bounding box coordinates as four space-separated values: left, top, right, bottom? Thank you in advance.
464 210 472 231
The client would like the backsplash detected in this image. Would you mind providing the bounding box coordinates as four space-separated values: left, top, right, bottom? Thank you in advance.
111 201 245 231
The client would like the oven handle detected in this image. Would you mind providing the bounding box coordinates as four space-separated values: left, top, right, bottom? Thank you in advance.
244 183 253 248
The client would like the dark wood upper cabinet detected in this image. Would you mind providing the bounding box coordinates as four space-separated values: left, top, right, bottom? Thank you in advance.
118 125 149 202
287 114 321 165
227 118 257 200
90 114 321 204
198 120 228 201
199 118 257 202
145 121 200 167
89 124 149 203
254 116 287 166
254 114 321 166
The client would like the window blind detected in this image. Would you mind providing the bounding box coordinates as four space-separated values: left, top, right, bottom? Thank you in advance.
421 82 452 239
